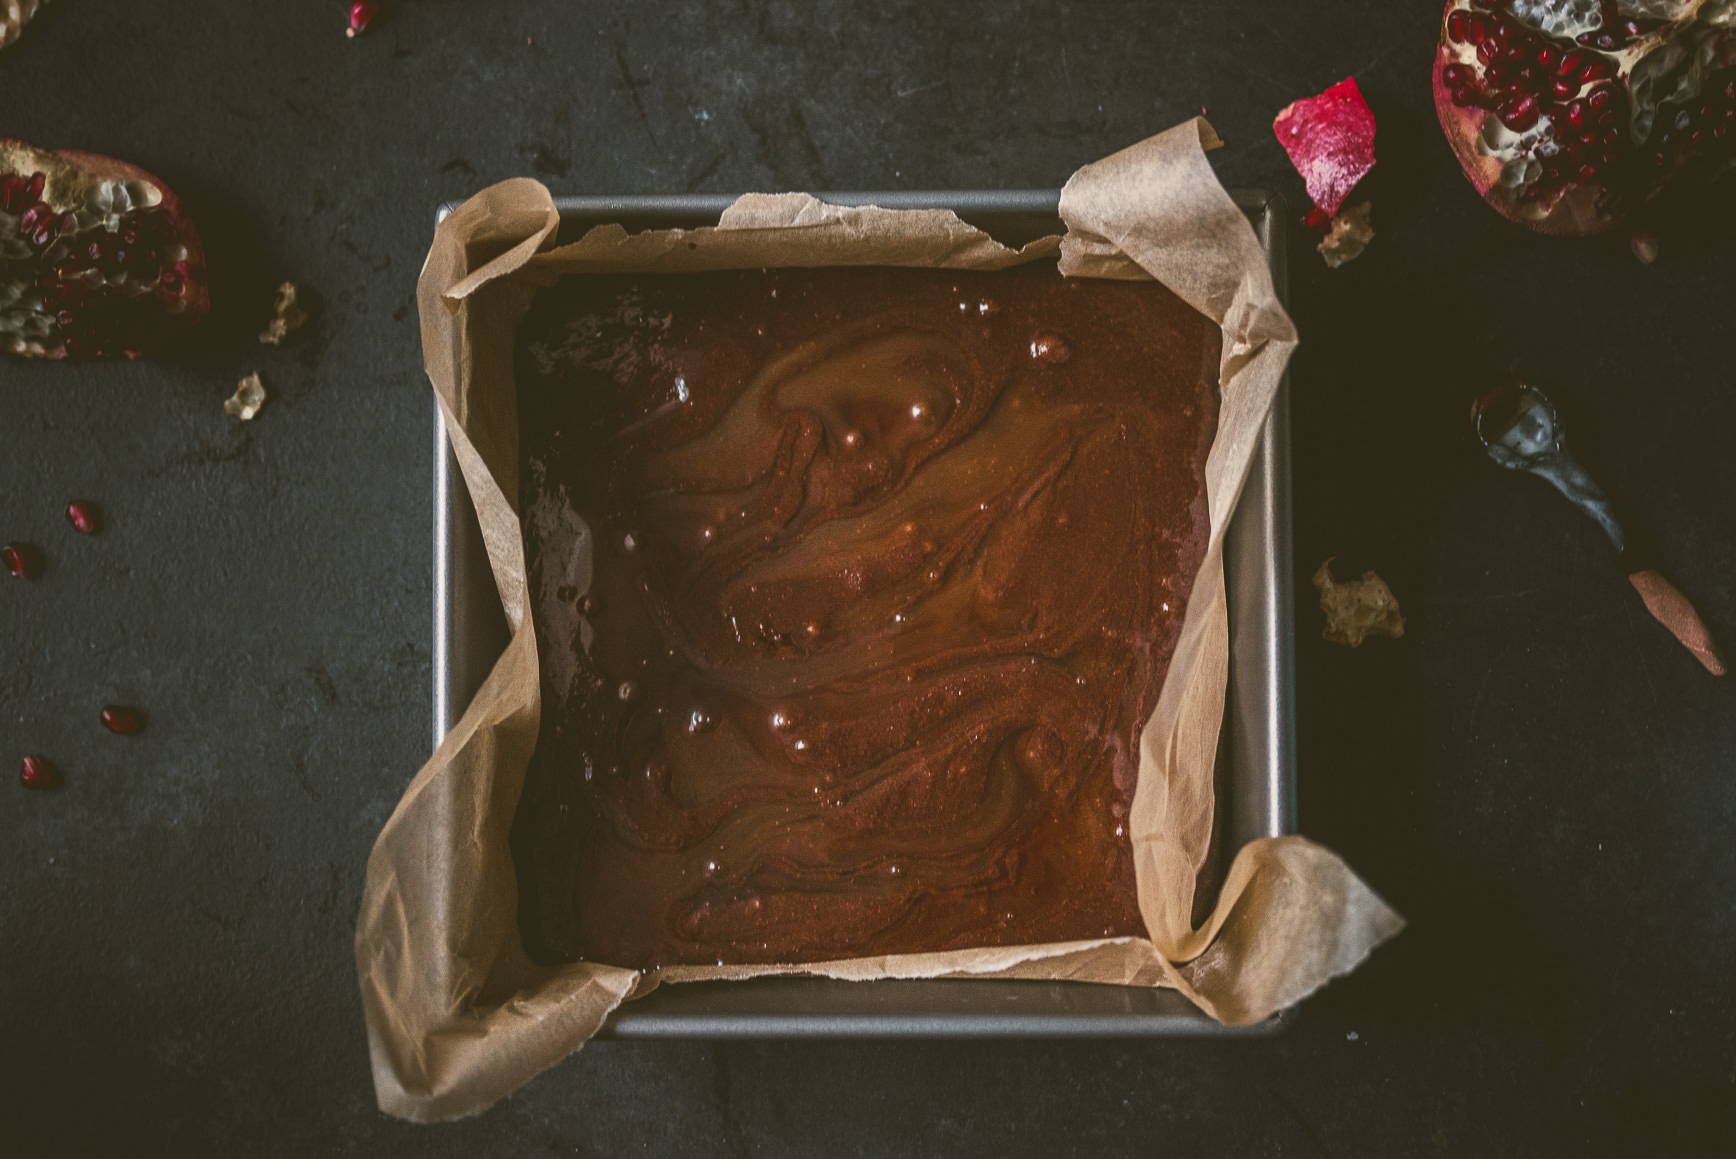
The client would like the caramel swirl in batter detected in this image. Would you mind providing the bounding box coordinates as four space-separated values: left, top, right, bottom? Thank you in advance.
514 265 1219 968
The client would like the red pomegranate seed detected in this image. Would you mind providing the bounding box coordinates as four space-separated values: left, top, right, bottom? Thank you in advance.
20 755 54 791
347 1 379 37
1501 94 1541 132
65 500 100 535
1303 206 1333 232
101 706 144 735
3 542 40 579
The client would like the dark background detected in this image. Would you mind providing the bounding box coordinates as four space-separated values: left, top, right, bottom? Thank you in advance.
3 1 1732 1154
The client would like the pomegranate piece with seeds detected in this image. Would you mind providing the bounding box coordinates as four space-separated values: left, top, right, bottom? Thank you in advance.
3 541 41 579
1 140 209 359
1273 77 1378 216
1434 1 1736 235
20 755 54 791
65 499 99 534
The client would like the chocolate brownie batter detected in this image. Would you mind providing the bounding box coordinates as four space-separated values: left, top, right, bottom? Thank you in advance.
512 265 1220 968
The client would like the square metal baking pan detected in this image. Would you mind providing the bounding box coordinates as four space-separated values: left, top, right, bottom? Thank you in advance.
433 189 1295 1036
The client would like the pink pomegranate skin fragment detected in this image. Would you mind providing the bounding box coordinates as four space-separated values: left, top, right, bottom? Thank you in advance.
1273 77 1376 216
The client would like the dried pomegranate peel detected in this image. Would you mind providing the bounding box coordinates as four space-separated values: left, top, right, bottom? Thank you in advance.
1314 559 1406 647
1319 202 1376 268
227 372 267 420
1274 77 1378 216
1 140 209 359
260 281 310 345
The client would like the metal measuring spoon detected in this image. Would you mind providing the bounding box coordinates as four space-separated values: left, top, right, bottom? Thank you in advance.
1473 381 1726 675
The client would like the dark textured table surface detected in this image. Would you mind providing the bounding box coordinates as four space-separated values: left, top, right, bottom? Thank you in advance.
3 2 1732 1155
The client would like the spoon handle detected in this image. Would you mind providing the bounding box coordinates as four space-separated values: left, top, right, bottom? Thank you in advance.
1627 570 1728 675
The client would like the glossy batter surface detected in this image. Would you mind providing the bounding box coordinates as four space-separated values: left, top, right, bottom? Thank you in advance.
512 265 1219 968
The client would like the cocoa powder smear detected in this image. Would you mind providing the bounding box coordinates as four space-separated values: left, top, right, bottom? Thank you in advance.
513 265 1220 968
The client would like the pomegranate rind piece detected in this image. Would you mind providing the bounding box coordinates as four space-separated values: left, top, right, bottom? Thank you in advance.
226 372 267 421
259 281 310 345
1313 559 1405 647
1318 202 1375 268
1 139 210 358
1273 77 1377 216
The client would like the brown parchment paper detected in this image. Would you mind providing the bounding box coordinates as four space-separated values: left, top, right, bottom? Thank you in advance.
357 120 1405 1123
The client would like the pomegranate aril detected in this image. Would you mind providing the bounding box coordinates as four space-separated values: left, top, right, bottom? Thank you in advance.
65 500 100 534
101 706 143 735
20 755 55 791
3 542 40 579
1448 10 1470 43
347 1 378 37
1501 94 1541 132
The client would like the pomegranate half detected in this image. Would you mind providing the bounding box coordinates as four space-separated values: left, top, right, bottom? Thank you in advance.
1 140 209 359
1433 0 1736 235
